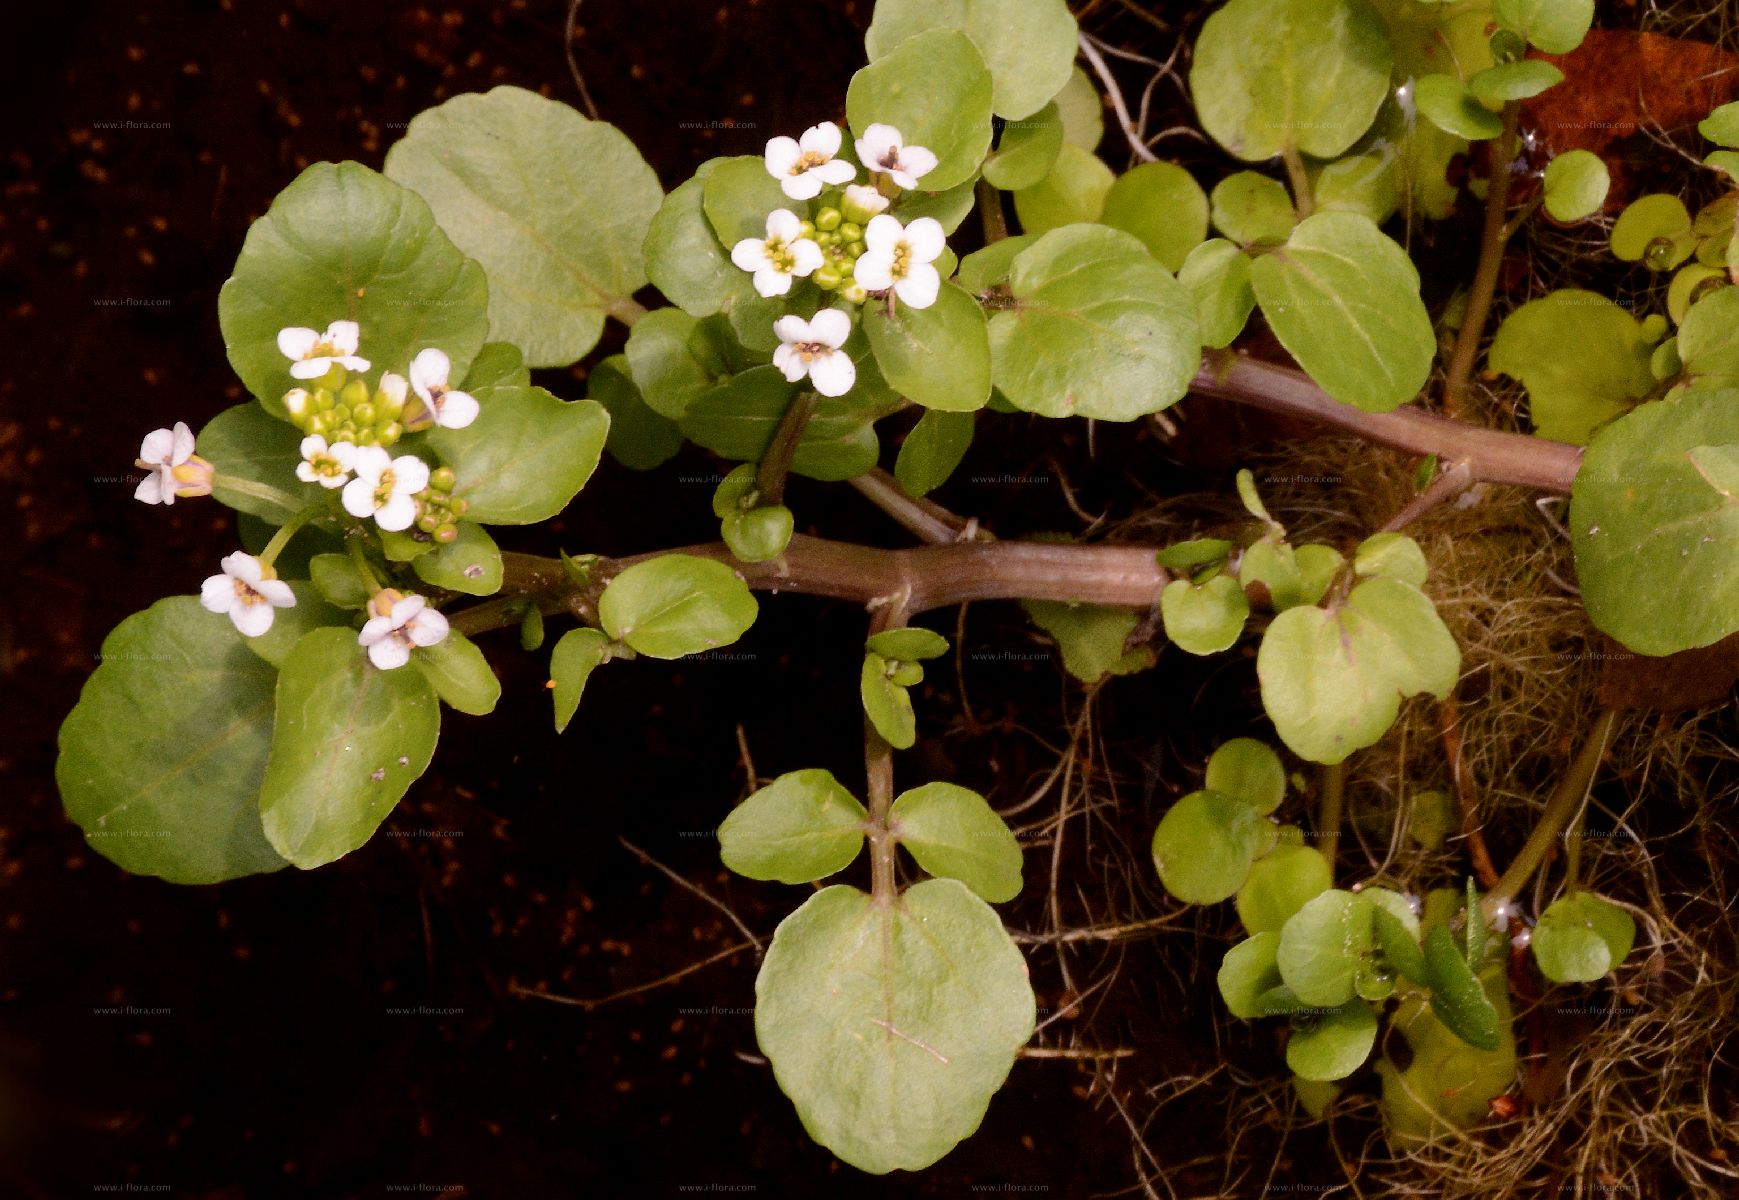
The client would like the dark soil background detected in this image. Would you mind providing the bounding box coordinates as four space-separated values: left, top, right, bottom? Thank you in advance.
0 2 1288 1197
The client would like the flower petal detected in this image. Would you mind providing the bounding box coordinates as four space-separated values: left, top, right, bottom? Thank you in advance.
375 493 418 532
436 390 479 429
771 344 806 382
407 609 450 647
367 636 412 671
289 357 331 380
801 121 842 158
139 427 176 465
780 172 824 201
900 144 938 182
409 348 450 400
329 440 358 469
789 239 825 276
773 315 812 346
358 615 396 645
325 320 361 356
815 159 857 187
753 267 793 298
379 373 408 408
808 307 853 348
764 136 801 177
277 326 318 360
231 602 276 639
807 350 856 397
336 355 372 374
895 263 941 310
843 184 889 217
731 237 769 272
350 445 392 482
200 573 235 613
392 595 428 625
391 455 431 496
223 552 264 584
170 422 196 464
342 477 377 519
766 208 802 242
256 579 297 608
852 251 895 292
859 123 900 162
134 472 167 505
904 217 946 263
863 214 903 256
295 461 319 484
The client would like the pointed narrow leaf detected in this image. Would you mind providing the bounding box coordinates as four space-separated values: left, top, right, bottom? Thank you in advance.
550 627 611 734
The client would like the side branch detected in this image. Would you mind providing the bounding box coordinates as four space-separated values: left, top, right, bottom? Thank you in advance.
1191 353 1583 493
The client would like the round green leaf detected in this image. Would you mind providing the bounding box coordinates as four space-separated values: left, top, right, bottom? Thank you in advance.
1190 0 1393 161
1259 577 1460 765
681 365 885 482
1277 889 1375 1008
1155 538 1234 572
1488 290 1654 443
865 281 992 412
1207 738 1287 815
867 628 950 662
1570 388 1739 654
1219 932 1285 1019
1055 67 1104 152
1021 600 1154 682
1011 144 1114 234
197 403 322 523
861 651 918 749
1250 211 1435 413
982 102 1063 191
218 161 489 416
1178 238 1256 349
258 627 440 869
701 155 793 248
412 629 500 717
1099 162 1209 273
550 627 611 734
645 159 751 317
411 521 503 597
599 554 758 660
864 0 1077 121
462 341 531 391
719 769 869 884
1668 265 1726 326
1468 59 1563 104
1151 789 1273 905
1310 144 1399 226
989 224 1203 421
587 355 683 472
384 86 661 368
1353 531 1429 588
895 408 975 497
1161 574 1250 655
1422 923 1501 1050
58 598 288 884
1287 1000 1378 1082
1414 74 1503 141
847 29 994 193
1494 0 1593 55
1700 101 1739 149
958 235 1036 294
423 385 609 525
241 581 348 669
1676 285 1739 391
1237 843 1333 934
625 308 712 421
310 553 369 610
1532 892 1636 983
1210 172 1297 246
1610 194 1692 263
755 880 1036 1174
891 782 1023 903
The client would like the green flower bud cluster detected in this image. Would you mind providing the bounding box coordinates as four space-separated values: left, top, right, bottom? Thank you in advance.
712 464 794 563
803 206 870 305
415 466 469 544
282 366 406 447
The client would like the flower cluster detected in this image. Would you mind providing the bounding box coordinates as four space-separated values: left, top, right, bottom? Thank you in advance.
734 120 951 400
133 320 475 663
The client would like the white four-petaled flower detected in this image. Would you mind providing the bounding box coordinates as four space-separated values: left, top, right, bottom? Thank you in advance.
296 434 357 489
134 421 206 505
200 551 296 638
731 209 825 298
772 309 856 397
764 122 856 201
342 446 430 532
358 593 450 670
855 124 938 191
408 349 478 430
277 320 370 380
854 215 945 309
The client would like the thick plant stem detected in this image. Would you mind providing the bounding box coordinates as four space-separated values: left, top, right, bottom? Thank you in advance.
1483 708 1619 920
1191 352 1582 492
608 296 649 327
976 179 1009 245
756 390 817 507
1443 102 1521 416
1318 760 1345 882
865 593 910 907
